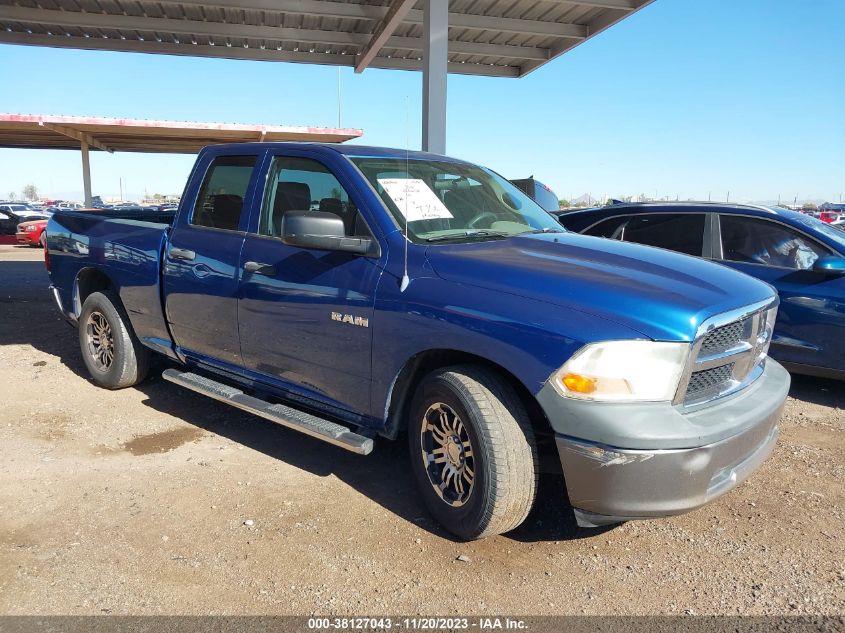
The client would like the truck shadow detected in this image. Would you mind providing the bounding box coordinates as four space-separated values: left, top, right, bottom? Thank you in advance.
0 259 88 376
134 372 594 544
786 374 845 408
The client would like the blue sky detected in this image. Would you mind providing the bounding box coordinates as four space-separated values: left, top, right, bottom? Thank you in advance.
1 0 843 203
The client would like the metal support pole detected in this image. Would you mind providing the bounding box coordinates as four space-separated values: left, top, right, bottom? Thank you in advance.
80 141 92 207
422 0 447 154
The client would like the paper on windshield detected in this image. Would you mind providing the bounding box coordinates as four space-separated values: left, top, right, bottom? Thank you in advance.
377 178 454 222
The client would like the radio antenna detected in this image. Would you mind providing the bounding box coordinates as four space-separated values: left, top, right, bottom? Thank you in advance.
399 95 410 292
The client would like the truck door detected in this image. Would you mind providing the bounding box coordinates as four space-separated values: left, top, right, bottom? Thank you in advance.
163 152 261 366
237 151 383 416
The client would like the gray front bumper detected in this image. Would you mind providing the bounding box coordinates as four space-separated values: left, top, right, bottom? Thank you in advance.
538 360 790 526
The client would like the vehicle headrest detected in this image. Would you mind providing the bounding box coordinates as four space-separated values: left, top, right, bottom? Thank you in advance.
210 194 243 230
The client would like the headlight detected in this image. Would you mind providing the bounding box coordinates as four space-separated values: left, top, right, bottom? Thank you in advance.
552 340 690 402
25 224 37 232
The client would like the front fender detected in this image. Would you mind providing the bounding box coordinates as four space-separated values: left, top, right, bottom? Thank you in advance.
369 275 646 425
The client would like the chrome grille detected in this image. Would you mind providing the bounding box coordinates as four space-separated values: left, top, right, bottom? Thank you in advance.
700 320 747 355
676 300 777 406
686 364 735 399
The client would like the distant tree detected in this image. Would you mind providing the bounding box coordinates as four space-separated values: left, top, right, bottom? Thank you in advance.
8 191 15 200
803 202 818 211
152 193 165 201
22 183 38 201
558 199 570 209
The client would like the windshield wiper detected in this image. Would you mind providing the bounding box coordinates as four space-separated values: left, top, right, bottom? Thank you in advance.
426 230 511 243
522 227 565 235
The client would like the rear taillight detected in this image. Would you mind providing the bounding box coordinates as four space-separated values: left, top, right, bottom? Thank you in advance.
43 237 50 272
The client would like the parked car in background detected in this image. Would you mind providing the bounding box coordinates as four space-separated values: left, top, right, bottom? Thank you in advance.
509 177 560 212
0 203 50 234
46 143 789 537
557 202 845 380
15 218 48 247
819 211 842 224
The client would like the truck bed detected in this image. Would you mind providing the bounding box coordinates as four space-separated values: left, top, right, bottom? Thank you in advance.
46 209 175 356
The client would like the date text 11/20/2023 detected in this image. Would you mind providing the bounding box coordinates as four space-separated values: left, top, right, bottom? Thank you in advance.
306 617 527 630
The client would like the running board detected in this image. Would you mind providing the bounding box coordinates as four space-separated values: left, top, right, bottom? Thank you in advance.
161 369 374 455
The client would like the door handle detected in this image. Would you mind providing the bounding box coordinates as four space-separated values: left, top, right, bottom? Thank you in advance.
169 247 196 261
244 261 277 276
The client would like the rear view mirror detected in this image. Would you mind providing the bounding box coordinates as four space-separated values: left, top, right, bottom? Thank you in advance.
813 255 845 275
281 210 376 256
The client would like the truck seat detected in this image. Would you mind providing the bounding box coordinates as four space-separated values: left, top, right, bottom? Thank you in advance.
271 182 311 236
210 194 244 231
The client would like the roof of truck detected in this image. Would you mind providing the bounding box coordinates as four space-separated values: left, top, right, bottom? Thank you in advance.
204 141 472 163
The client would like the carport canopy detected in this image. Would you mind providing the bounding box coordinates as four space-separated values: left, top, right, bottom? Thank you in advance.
0 0 654 154
0 113 364 205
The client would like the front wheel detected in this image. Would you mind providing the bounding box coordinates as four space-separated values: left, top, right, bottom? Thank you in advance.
78 291 150 389
408 365 538 540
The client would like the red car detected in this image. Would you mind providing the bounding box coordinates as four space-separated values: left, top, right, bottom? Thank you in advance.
16 219 48 247
819 211 842 223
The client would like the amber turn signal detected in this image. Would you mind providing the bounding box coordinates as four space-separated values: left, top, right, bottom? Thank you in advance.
561 373 597 394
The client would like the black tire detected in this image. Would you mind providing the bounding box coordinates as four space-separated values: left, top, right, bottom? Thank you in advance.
408 365 538 540
78 290 150 389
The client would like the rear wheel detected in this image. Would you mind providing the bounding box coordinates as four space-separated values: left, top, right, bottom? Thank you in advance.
408 365 538 540
78 291 150 389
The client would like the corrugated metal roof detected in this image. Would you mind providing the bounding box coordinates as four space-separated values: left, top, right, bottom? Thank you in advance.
0 113 363 152
0 0 653 77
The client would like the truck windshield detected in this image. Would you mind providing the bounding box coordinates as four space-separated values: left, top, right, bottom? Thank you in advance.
349 156 563 243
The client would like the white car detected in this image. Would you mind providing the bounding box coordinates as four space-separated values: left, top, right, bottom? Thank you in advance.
0 203 48 221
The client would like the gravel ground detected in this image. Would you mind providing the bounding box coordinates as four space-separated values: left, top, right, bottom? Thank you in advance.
0 245 843 616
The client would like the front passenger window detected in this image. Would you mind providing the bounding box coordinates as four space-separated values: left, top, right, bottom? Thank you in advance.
720 215 829 270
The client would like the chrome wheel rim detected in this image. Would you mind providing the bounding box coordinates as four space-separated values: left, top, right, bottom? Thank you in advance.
420 402 475 507
85 311 114 371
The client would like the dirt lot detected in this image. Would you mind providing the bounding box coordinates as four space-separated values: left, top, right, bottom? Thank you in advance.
0 244 843 616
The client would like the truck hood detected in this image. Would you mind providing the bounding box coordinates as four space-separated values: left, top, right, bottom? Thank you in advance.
425 232 775 342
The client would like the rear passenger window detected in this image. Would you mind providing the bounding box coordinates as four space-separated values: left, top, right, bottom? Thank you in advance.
622 214 706 256
584 216 629 239
191 155 256 231
260 156 370 238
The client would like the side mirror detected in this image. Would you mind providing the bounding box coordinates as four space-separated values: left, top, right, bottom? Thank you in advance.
813 255 845 275
281 210 376 256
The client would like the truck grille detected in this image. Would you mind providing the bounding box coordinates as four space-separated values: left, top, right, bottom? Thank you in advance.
699 320 747 355
686 364 736 399
676 301 776 406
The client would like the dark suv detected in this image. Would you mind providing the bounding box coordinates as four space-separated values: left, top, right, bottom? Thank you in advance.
557 202 845 379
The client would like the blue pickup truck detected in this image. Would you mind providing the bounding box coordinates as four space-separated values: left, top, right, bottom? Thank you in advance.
46 143 790 539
